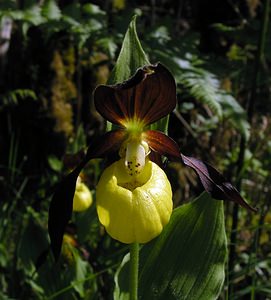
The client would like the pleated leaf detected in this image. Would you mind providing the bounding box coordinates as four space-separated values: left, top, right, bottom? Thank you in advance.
109 15 150 84
115 192 227 299
138 192 227 299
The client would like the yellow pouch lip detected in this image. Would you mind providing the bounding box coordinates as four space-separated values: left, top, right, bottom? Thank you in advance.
96 159 172 244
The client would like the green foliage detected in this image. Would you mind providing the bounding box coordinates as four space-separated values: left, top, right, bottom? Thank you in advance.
0 1 107 46
143 24 251 141
178 66 250 141
109 16 150 84
41 0 61 20
115 193 227 299
178 63 224 118
150 52 251 141
1 89 37 109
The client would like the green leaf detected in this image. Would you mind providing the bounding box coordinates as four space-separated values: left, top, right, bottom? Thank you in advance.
149 116 169 133
115 193 227 299
71 248 89 297
82 3 105 16
37 244 93 299
42 0 61 20
109 15 150 84
23 5 44 26
139 192 227 299
96 37 118 59
48 155 63 172
114 253 130 300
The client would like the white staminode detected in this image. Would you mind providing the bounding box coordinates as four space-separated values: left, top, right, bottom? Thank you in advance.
124 140 149 177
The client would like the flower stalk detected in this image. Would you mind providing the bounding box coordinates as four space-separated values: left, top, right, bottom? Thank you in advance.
129 242 139 300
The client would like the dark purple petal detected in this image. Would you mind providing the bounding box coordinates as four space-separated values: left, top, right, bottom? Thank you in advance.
94 63 176 126
48 167 81 260
143 130 181 160
181 154 257 212
48 130 126 260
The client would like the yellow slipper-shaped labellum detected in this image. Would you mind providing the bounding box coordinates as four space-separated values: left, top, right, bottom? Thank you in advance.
96 159 172 243
73 179 93 212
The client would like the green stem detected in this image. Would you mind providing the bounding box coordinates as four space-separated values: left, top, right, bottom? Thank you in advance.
129 242 139 300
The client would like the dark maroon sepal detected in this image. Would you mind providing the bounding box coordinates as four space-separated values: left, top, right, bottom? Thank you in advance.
94 63 176 126
181 154 257 212
144 130 181 161
48 130 126 260
48 167 81 260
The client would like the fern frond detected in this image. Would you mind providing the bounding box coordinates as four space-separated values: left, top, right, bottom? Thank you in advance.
179 69 223 118
176 62 250 141
1 89 37 109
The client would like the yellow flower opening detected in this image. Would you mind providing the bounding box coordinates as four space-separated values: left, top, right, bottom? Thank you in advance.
96 158 172 244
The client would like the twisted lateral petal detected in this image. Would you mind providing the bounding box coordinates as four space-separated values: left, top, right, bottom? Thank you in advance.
48 130 126 260
96 159 173 243
181 154 257 212
143 130 181 160
48 168 80 260
94 63 176 126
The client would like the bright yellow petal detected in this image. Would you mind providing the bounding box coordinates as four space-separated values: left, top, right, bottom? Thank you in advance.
96 159 172 243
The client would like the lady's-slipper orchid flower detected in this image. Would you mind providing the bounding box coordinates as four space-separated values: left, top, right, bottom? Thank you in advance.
48 63 256 259
93 63 178 244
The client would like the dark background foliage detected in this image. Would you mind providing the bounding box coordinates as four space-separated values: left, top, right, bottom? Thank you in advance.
0 0 270 299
